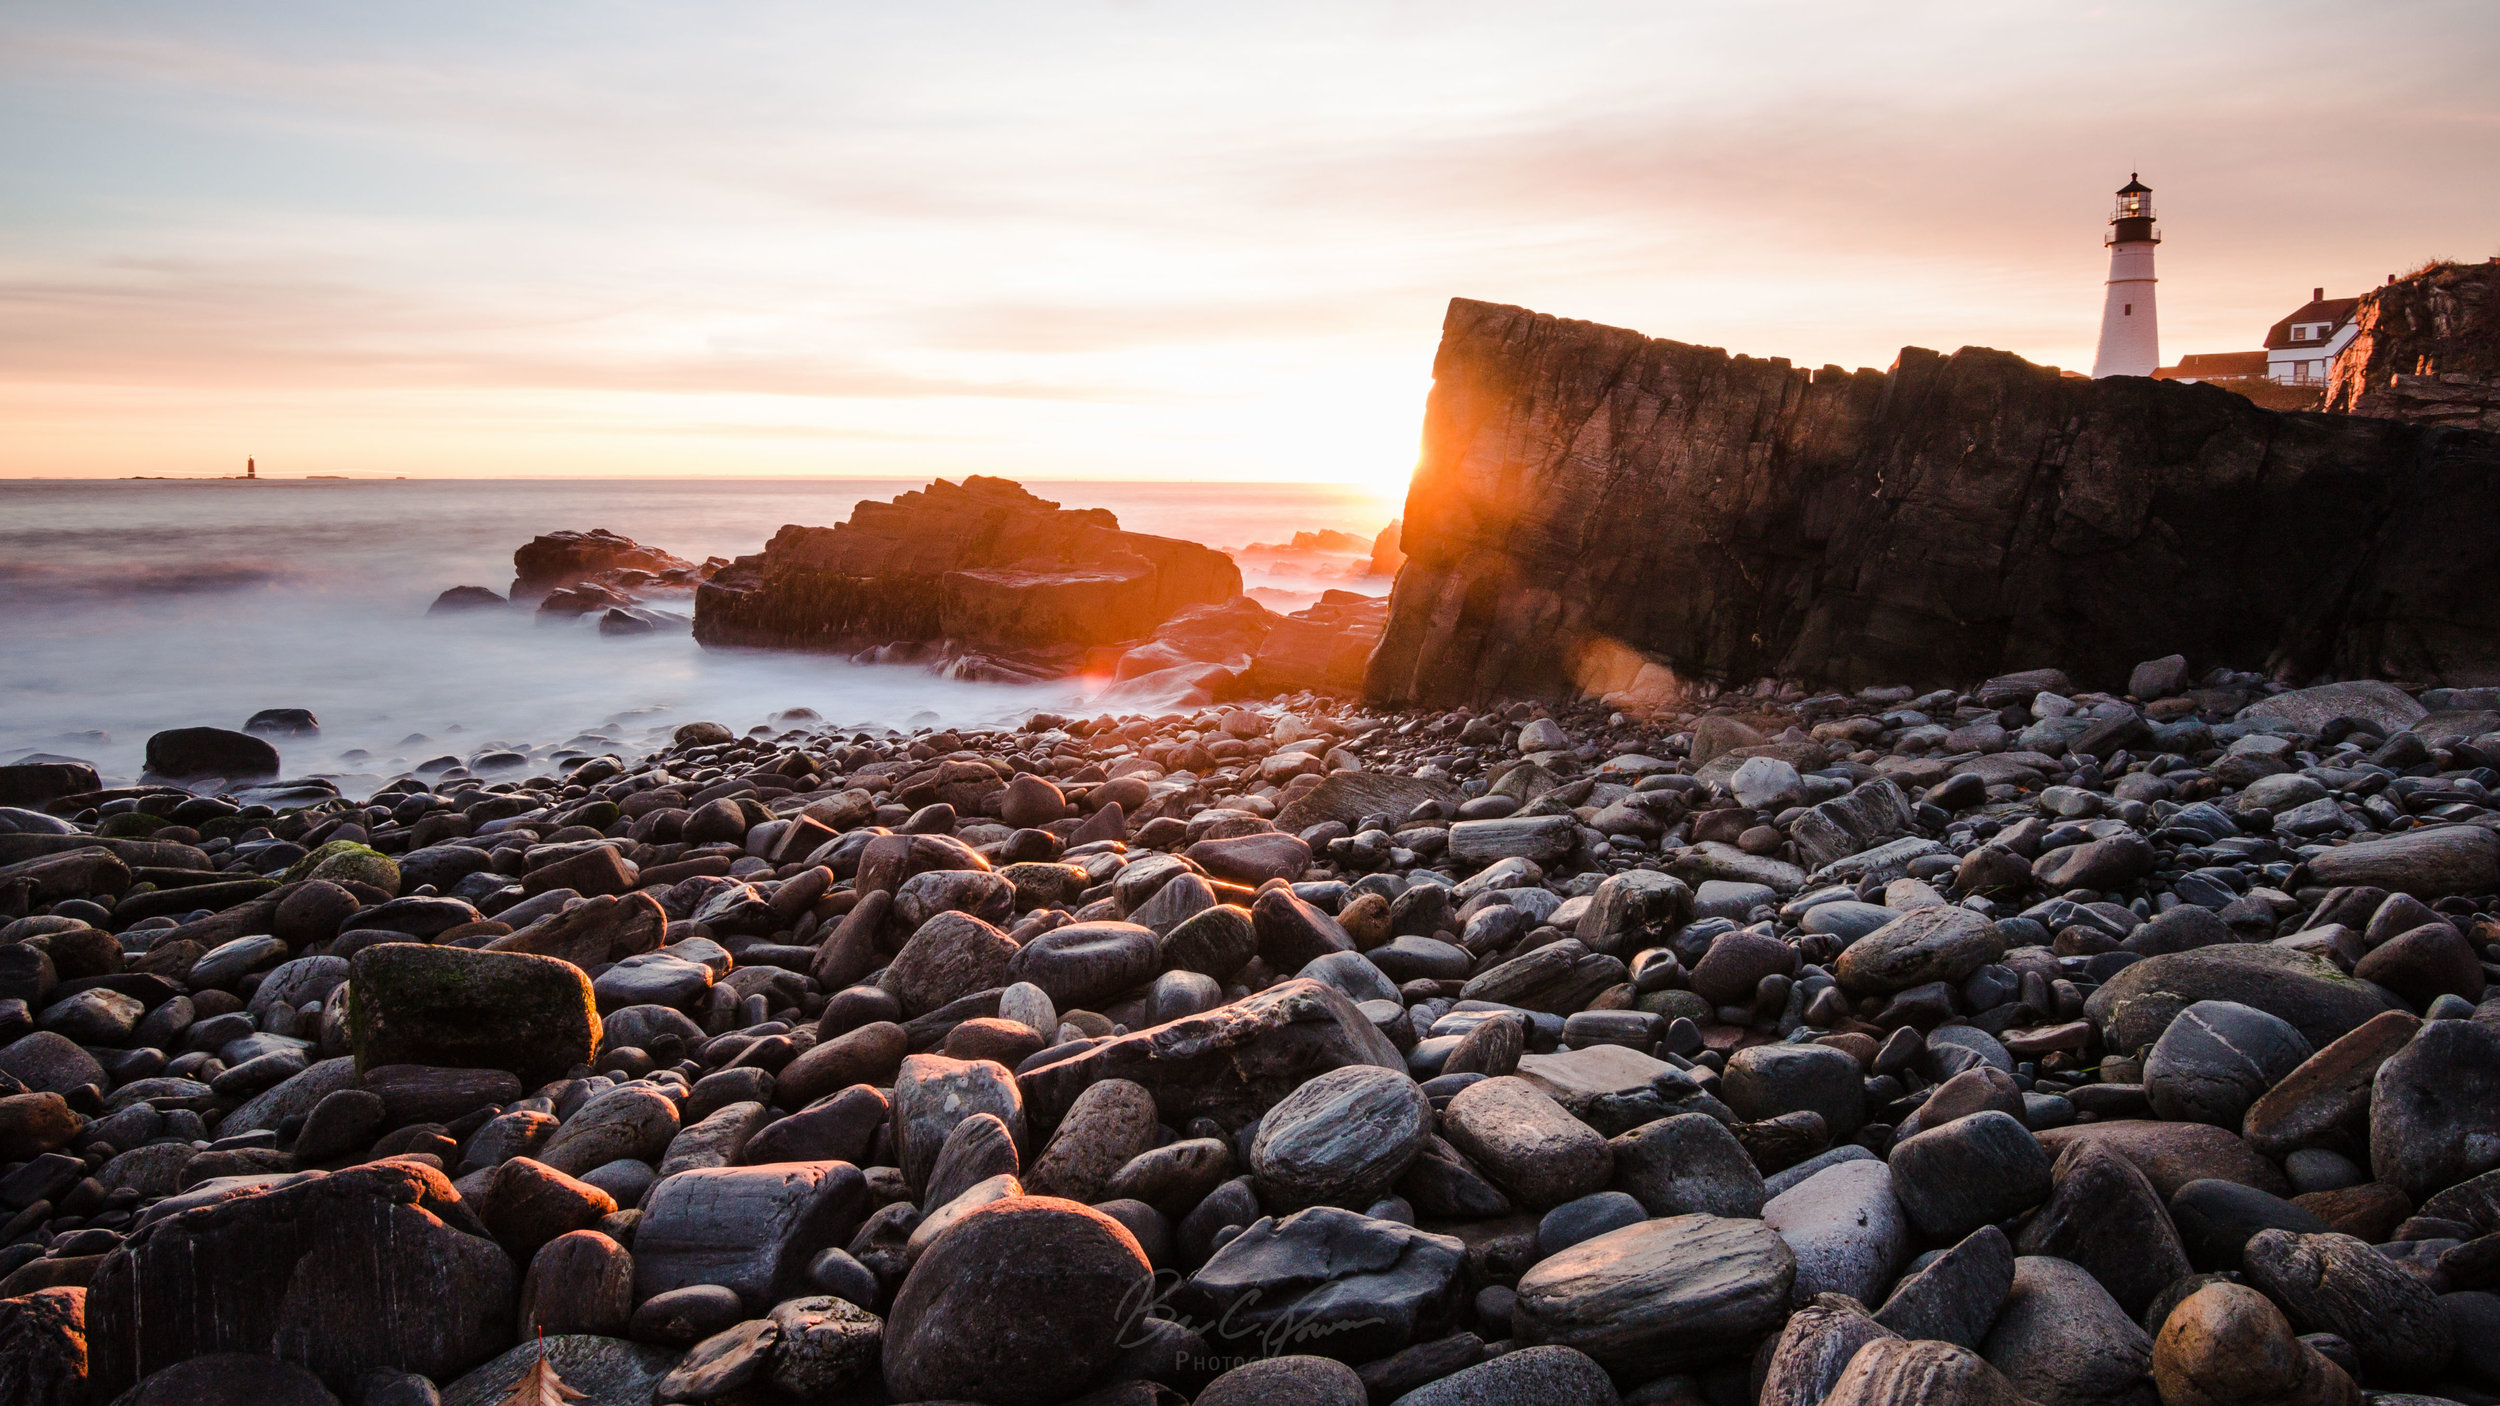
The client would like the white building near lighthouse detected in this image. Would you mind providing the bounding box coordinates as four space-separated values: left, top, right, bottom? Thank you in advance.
2092 175 2161 378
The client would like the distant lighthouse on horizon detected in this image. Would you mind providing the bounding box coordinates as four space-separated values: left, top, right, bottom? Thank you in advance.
2091 174 2160 378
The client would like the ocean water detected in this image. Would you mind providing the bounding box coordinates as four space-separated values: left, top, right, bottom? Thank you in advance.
0 477 1401 794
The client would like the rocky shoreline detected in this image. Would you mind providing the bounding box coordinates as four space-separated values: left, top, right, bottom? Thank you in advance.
4 658 2500 1405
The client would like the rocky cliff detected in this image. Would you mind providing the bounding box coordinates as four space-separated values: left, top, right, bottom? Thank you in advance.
693 476 1241 656
1366 298 2500 707
2326 260 2500 431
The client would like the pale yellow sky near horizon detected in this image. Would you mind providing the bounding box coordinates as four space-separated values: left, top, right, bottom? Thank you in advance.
2 1 2494 495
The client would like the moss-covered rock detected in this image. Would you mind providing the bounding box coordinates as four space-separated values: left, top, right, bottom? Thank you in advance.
286 840 401 896
347 942 599 1086
97 811 167 838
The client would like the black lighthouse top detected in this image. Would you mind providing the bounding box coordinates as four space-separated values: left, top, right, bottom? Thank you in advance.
2107 174 2159 246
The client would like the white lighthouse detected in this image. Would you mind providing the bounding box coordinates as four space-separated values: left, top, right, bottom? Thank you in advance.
2091 175 2160 378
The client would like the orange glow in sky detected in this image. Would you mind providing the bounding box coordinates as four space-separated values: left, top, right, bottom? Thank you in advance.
1 1 2494 489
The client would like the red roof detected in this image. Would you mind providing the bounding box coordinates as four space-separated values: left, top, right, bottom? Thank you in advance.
2265 296 2359 352
2154 351 2268 380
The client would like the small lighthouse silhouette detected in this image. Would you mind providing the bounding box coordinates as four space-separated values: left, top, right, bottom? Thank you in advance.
246 457 256 480
2091 174 2160 378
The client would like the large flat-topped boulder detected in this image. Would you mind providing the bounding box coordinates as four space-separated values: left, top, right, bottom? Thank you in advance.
1365 297 2500 705
694 476 1241 653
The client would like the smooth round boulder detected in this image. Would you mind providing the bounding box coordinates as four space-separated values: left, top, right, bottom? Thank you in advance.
116 1353 338 1406
1008 921 1160 1010
1978 1255 2152 1406
1512 1213 1796 1376
1608 1112 1766 1220
145 727 279 780
1251 1064 1432 1211
1386 1345 1620 1406
1834 907 2004 996
1442 1076 1614 1210
2151 1282 2358 1406
1887 1110 2051 1240
882 1196 1152 1406
1724 1043 1866 1138
1198 1354 1368 1406
2143 1000 2312 1128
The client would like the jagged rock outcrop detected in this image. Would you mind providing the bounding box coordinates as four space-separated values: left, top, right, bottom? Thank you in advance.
2325 259 2500 431
693 476 1241 657
509 529 713 601
1366 297 2500 707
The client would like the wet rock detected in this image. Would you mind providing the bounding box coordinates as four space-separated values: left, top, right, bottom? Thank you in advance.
2085 944 2387 1057
885 912 1019 1018
1511 1214 1796 1375
1761 1295 1899 1406
1763 1158 1908 1306
1875 1224 2014 1348
883 1196 1153 1405
1610 1112 1766 1220
2143 1001 2312 1129
1388 1345 1620 1406
1179 1206 1467 1365
440 1336 681 1406
2241 1228 2453 1380
2036 1120 2290 1199
767 1294 883 1398
1822 1337 2034 1406
1019 978 1402 1132
2014 1143 2189 1321
2300 824 2500 899
1010 921 1160 1010
892 1053 1026 1199
1888 1110 2051 1240
1979 1255 2152 1406
2242 1009 2419 1160
1025 1078 1161 1203
516 1229 634 1338
1199 1354 1368 1406
1443 1076 1614 1210
145 727 280 780
1834 907 2005 996
346 943 597 1087
632 1161 870 1312
86 1160 517 1399
1251 1064 1432 1211
2371 1017 2500 1200
1724 1043 1866 1139
2169 1179 2328 1273
2149 1282 2357 1406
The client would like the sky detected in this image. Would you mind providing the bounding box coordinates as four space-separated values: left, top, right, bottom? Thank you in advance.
2 1 2494 493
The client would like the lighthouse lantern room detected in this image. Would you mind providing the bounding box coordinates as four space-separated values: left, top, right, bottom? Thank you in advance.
2091 174 2161 378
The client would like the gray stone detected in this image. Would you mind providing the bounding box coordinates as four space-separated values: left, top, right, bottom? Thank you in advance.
1887 1110 2051 1241
632 1161 869 1312
1835 907 2005 996
1609 1113 1766 1220
1443 1075 1613 1210
1979 1256 2153 1406
2085 944 2389 1057
2371 1017 2500 1200
1387 1345 1620 1406
1875 1224 2015 1349
1251 1064 1432 1211
1762 1294 1901 1406
1763 1157 1909 1307
1179 1206 1467 1366
1512 1213 1796 1376
2241 1228 2453 1380
2143 1000 2312 1129
1723 1043 1865 1138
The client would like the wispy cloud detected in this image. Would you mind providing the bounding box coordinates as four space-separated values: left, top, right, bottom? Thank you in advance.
0 0 2492 482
